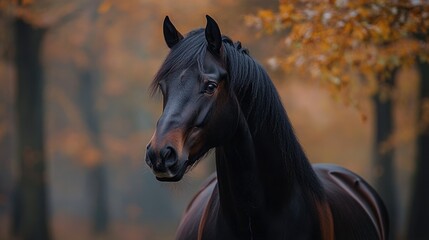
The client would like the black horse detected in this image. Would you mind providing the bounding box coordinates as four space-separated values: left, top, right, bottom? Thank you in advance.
145 15 389 240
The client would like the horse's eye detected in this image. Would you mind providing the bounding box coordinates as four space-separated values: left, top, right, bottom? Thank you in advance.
204 82 218 94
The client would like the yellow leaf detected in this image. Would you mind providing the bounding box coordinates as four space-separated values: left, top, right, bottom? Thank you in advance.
258 10 274 20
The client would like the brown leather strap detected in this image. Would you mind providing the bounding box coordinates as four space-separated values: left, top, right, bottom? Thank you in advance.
197 181 217 240
197 197 211 240
316 200 335 240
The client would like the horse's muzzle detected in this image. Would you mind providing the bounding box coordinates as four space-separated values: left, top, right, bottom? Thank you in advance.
145 144 186 181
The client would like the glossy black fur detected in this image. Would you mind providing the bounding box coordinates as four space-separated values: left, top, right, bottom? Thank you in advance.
146 16 389 240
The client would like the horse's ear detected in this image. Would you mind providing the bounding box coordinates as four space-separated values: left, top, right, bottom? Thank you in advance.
205 15 222 56
163 16 183 48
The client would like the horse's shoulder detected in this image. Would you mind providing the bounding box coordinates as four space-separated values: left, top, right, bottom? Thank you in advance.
185 172 217 212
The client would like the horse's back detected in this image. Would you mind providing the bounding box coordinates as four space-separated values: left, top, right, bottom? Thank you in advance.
314 163 389 240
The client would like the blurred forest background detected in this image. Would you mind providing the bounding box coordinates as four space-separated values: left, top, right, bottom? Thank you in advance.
0 0 428 240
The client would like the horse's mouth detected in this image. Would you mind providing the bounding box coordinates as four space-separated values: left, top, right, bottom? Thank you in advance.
154 159 191 182
154 152 205 182
156 174 184 182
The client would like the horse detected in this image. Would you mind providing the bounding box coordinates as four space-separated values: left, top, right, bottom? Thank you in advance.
145 15 389 240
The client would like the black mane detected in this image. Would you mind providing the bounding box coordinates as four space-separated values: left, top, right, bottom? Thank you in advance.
151 30 322 194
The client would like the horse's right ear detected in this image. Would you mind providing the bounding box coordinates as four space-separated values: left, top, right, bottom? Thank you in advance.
205 15 222 56
163 16 183 48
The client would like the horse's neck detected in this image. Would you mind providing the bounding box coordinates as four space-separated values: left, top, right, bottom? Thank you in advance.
215 113 263 210
215 113 266 237
214 112 316 237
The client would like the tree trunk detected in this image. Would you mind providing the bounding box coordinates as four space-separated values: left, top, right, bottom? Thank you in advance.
407 60 429 240
78 70 109 233
373 72 398 239
12 18 50 240
78 0 109 232
88 164 109 232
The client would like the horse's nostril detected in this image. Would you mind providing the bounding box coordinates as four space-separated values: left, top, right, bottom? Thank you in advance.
145 147 156 167
160 146 177 168
160 147 171 160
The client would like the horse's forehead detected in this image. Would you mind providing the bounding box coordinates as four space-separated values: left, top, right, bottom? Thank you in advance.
163 51 223 87
177 68 189 81
165 67 199 90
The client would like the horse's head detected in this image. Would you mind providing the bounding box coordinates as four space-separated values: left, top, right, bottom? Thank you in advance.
146 16 239 181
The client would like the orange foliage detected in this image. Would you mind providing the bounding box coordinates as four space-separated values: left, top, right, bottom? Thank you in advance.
247 0 429 103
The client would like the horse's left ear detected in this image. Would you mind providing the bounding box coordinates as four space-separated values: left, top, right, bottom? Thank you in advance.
163 16 183 48
205 15 222 56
